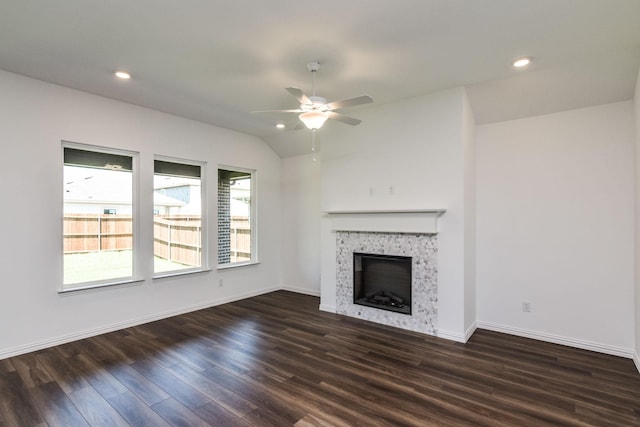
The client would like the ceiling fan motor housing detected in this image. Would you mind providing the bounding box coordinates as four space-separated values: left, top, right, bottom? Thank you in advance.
307 61 320 72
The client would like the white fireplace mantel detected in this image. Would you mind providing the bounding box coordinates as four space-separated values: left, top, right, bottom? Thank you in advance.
323 209 446 234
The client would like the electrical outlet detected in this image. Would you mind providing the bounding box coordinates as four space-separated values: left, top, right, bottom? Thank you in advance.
388 185 395 195
369 186 374 196
218 278 224 287
522 301 531 312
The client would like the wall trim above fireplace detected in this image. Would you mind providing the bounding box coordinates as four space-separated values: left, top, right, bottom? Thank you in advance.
323 209 446 233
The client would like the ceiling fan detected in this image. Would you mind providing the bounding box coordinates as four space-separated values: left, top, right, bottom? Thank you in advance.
254 61 373 131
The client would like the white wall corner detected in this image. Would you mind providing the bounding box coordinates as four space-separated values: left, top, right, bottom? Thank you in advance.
464 321 477 342
476 321 635 359
634 60 640 378
319 304 337 313
438 322 477 343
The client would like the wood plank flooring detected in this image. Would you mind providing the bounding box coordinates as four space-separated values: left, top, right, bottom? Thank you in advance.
1 291 639 426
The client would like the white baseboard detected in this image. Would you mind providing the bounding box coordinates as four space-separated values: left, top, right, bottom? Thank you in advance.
319 304 336 313
476 321 634 359
280 285 321 297
437 329 466 343
437 321 477 343
14 287 634 364
464 321 478 342
0 285 280 360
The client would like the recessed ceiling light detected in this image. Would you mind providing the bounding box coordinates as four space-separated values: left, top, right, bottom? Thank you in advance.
512 57 531 68
114 71 131 79
275 123 285 129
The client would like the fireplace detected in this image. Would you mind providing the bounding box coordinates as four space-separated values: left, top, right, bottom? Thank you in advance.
353 252 412 315
331 228 439 336
321 206 442 334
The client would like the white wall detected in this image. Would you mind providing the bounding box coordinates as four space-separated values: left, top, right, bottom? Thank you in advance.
0 70 282 358
319 87 473 340
634 66 640 371
281 153 321 295
476 101 635 356
462 90 477 337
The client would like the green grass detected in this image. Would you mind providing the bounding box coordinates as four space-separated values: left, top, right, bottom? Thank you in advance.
64 250 189 284
154 257 191 273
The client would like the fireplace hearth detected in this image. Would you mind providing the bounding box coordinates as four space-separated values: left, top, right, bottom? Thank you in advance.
353 252 412 315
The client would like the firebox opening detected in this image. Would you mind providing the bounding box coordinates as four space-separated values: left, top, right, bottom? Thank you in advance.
353 252 412 315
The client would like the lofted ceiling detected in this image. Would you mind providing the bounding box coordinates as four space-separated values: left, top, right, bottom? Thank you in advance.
1 1 639 157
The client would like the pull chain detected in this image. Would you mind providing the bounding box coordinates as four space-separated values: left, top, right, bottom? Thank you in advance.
311 129 317 162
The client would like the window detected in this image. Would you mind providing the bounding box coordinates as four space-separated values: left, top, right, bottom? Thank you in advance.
154 158 206 275
63 144 137 289
218 167 255 266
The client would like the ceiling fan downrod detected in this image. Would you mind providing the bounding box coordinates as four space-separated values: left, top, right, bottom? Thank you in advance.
307 61 320 97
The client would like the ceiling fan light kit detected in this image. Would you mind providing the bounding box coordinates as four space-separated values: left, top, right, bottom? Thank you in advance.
299 110 329 129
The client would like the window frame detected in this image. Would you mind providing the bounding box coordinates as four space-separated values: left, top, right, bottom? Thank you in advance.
60 141 141 292
217 165 258 269
153 155 209 279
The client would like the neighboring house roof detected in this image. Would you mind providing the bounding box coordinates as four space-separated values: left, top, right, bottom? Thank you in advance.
153 193 185 207
65 166 185 207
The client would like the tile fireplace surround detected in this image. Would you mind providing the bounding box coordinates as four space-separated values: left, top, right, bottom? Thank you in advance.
324 210 444 336
336 231 438 334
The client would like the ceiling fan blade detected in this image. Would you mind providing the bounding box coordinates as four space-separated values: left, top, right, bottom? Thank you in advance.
285 87 311 105
251 109 303 114
327 95 373 110
328 111 362 126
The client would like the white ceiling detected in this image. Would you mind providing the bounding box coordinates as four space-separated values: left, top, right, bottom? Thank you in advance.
1 0 639 157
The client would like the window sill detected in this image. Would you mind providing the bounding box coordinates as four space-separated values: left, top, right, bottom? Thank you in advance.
153 268 212 280
58 277 145 294
217 261 260 270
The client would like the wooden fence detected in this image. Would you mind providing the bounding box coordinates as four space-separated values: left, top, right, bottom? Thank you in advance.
153 216 201 266
64 214 133 252
64 214 250 266
229 216 251 262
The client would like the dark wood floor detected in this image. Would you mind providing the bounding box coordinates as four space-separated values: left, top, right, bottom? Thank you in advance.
1 291 639 426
